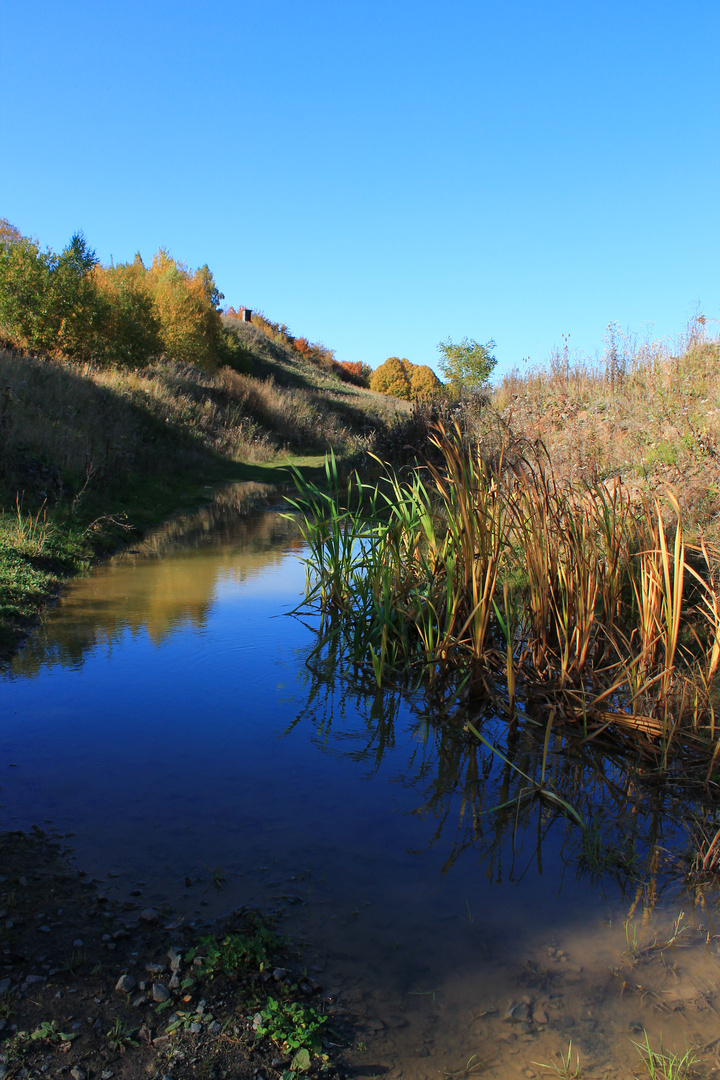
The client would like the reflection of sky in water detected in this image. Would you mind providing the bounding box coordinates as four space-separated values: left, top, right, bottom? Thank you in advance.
1 491 716 1079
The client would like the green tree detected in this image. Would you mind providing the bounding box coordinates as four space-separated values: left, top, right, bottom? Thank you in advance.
436 337 497 396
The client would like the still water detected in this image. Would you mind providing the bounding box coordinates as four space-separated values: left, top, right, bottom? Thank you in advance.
2 485 720 1079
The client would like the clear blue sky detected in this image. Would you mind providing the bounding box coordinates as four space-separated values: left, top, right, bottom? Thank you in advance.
2 0 718 379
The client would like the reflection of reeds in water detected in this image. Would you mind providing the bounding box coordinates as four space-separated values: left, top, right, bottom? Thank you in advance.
291 424 720 779
292 631 696 909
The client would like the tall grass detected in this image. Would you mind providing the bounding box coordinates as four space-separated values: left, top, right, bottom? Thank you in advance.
292 422 720 775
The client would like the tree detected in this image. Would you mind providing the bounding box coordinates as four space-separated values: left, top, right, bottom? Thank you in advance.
409 363 442 399
370 356 412 400
436 337 497 396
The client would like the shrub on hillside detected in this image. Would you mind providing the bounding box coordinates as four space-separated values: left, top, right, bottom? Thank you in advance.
370 356 442 400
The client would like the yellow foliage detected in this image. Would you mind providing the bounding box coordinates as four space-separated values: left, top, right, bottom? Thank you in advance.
146 250 224 369
370 357 442 401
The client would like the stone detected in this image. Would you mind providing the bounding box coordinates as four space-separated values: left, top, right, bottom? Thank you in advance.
169 974 180 990
273 967 288 981
38 925 51 934
504 1001 531 1024
533 1009 548 1025
190 1022 202 1034
208 1021 221 1035
146 963 165 974
25 975 45 985
101 1072 114 1079
0 979 10 994
153 1036 171 1049
140 908 159 923
70 1069 86 1080
153 984 170 1003
132 995 148 1008
115 975 136 993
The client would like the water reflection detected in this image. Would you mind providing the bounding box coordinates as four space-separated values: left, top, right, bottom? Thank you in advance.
8 483 300 677
2 490 720 1079
294 630 700 909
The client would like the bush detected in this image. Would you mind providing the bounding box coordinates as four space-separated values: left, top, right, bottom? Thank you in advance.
370 356 442 400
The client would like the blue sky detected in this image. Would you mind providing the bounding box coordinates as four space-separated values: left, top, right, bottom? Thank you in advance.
2 0 718 379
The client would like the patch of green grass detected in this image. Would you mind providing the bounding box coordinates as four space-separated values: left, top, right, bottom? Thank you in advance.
532 1040 583 1078
631 1030 699 1079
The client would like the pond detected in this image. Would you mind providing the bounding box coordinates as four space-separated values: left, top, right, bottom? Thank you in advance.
2 484 720 1079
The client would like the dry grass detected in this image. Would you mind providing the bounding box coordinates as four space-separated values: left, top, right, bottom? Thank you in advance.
483 319 720 537
0 340 411 506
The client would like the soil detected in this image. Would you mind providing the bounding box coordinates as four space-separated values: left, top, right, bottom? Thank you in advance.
0 829 352 1080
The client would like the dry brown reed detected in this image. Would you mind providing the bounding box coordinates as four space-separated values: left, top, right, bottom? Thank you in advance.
295 420 720 776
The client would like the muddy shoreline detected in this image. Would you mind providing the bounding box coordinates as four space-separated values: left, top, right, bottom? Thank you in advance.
0 828 356 1080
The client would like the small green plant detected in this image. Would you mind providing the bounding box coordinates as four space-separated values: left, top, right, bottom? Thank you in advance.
631 1030 699 1079
623 918 640 961
186 916 286 978
204 863 227 888
255 997 327 1058
532 1040 582 1078
106 1017 139 1053
30 1020 77 1044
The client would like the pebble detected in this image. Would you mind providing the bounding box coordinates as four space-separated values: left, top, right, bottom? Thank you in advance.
153 1036 171 1049
70 1068 86 1080
115 975 137 993
132 995 148 1008
153 983 171 1003
190 1022 202 1034
140 908 159 923
534 1009 548 1025
73 939 83 947
38 925 51 934
101 1072 114 1079
504 1002 531 1024
273 968 288 981
169 974 180 990
208 1021 221 1035
0 979 11 994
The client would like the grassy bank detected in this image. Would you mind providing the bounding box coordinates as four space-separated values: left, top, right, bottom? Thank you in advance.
485 320 720 535
0 330 410 656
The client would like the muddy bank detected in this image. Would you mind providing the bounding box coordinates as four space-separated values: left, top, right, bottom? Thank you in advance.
0 829 352 1080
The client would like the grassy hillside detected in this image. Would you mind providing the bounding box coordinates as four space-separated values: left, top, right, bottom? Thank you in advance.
467 320 720 539
0 318 410 654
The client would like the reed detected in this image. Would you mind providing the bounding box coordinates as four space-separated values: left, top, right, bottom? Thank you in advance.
291 422 720 776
